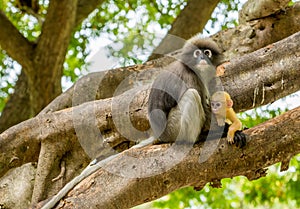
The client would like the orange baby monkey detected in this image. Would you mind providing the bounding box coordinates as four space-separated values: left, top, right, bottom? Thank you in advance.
211 91 243 145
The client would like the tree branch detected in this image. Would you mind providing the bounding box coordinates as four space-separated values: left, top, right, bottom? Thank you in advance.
0 11 34 69
45 106 300 209
33 0 78 75
239 0 290 23
220 31 300 111
26 0 78 115
39 61 160 114
214 2 300 59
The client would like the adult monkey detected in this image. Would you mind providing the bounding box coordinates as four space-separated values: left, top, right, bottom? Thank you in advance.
148 37 224 145
41 37 245 209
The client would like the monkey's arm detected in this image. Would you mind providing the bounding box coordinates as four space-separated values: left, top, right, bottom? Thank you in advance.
226 108 242 143
225 108 247 148
41 137 156 209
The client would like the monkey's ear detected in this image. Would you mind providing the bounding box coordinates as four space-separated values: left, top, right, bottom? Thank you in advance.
226 99 233 108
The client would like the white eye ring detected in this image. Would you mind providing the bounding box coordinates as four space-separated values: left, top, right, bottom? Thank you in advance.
204 49 212 58
193 49 202 58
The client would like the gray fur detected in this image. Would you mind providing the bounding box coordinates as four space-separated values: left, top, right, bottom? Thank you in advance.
148 38 222 142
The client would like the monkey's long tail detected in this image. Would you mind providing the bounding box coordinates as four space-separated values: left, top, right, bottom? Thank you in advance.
41 136 156 209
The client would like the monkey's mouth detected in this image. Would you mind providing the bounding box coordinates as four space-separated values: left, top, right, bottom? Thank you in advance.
197 60 209 68
198 59 209 66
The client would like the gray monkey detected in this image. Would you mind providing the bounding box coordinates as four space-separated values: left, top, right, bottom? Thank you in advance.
148 37 223 145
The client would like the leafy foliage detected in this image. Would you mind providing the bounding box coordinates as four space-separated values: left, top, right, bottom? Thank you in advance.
83 0 187 66
0 50 19 112
239 106 289 128
204 0 242 34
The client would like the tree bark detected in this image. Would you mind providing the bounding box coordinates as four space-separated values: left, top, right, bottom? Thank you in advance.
26 0 77 117
213 1 300 59
238 0 290 23
41 106 300 209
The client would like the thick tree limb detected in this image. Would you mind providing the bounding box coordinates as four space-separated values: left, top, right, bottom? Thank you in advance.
27 0 79 202
27 0 78 116
239 0 290 23
39 61 160 114
0 11 34 69
213 2 300 59
42 29 300 117
42 106 300 209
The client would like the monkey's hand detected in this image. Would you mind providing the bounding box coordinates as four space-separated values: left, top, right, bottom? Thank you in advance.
221 123 247 148
233 130 247 148
228 130 247 148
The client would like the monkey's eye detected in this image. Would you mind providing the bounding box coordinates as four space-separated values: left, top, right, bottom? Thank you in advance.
193 49 202 58
204 49 212 58
216 102 221 107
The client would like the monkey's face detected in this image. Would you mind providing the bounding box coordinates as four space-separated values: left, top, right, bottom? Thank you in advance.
188 48 216 80
193 48 214 68
211 98 226 126
182 38 223 69
211 101 224 114
182 46 214 66
211 92 227 115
